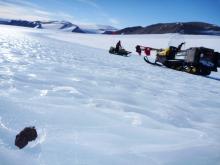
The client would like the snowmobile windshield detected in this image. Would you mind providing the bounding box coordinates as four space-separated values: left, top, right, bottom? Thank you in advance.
168 34 185 49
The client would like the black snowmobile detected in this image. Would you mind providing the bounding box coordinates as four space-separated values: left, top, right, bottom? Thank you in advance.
140 45 220 76
109 46 131 57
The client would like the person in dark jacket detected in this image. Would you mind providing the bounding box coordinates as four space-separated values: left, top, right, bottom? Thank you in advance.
136 45 142 55
115 40 122 53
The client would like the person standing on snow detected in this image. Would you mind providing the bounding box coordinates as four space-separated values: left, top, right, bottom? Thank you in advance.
115 40 122 53
136 45 142 55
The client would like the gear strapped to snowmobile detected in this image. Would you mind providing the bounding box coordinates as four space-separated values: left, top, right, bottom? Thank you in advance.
137 44 220 76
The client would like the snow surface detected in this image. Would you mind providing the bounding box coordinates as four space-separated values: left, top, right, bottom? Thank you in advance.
0 25 220 165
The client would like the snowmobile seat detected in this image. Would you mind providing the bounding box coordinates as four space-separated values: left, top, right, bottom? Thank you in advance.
166 46 178 60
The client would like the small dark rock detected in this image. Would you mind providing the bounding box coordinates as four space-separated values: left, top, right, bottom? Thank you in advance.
15 126 38 149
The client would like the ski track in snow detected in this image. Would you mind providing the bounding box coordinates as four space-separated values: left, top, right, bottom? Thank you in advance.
0 25 220 165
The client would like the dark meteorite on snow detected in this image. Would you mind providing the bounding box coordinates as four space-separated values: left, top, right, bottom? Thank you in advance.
15 126 38 149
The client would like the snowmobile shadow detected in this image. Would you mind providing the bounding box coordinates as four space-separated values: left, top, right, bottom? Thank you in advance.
110 53 132 57
205 76 220 82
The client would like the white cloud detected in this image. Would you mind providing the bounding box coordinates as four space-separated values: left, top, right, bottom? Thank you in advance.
0 0 120 27
56 12 76 22
0 0 52 21
0 0 88 24
2 0 40 8
109 18 120 25
75 0 99 8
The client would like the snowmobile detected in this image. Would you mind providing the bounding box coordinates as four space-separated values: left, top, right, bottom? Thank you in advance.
109 46 131 57
138 45 220 76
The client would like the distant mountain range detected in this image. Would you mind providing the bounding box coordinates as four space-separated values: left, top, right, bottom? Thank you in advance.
114 22 220 35
0 19 220 35
0 19 117 34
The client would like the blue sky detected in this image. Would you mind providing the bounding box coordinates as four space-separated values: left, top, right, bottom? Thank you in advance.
0 0 220 28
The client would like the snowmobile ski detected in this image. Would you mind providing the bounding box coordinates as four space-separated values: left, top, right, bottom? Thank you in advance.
144 56 162 66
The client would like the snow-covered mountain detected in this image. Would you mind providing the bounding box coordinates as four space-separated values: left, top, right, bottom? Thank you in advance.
38 21 78 32
0 25 220 165
77 24 117 34
0 19 41 28
0 19 117 34
115 22 220 35
2 19 220 36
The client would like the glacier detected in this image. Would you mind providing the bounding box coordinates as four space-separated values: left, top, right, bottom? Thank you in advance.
0 25 220 165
